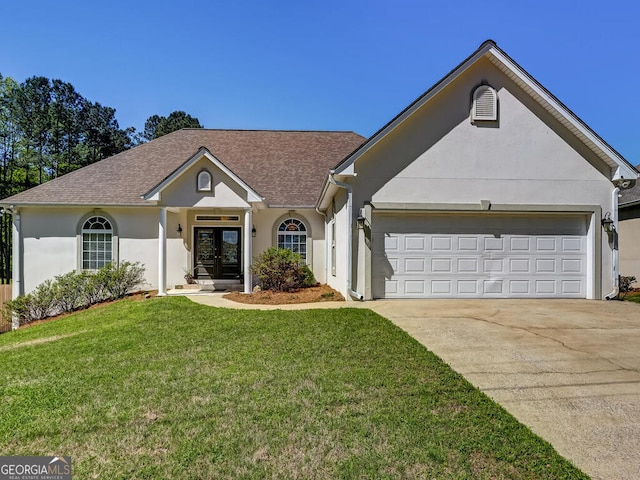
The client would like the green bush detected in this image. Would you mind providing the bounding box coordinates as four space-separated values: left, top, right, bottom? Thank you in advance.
251 247 315 292
3 262 146 327
54 271 87 312
100 261 146 299
301 263 317 288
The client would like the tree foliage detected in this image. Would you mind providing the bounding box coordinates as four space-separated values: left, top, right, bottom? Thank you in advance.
143 110 203 140
0 73 137 282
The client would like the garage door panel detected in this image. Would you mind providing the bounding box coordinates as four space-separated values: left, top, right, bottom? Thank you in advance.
483 280 504 294
458 237 479 251
431 258 452 273
561 259 582 273
484 258 504 273
372 214 587 299
431 280 451 294
562 280 582 294
458 258 480 273
484 237 505 251
509 280 531 295
509 258 530 273
405 257 427 273
431 237 452 250
405 236 426 250
510 237 531 251
457 280 479 294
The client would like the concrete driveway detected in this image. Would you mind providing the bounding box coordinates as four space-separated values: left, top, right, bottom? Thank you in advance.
368 299 640 480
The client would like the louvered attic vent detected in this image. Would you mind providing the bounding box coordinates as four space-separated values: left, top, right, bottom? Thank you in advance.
471 84 498 122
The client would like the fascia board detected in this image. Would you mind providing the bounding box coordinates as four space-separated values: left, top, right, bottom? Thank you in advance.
333 44 494 176
334 41 637 182
487 46 638 180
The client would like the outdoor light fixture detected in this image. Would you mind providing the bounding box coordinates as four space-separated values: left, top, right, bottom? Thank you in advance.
177 224 183 235
356 214 366 229
602 213 615 233
252 226 257 237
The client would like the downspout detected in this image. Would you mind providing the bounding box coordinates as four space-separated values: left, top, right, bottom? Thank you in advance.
328 171 364 301
605 187 620 300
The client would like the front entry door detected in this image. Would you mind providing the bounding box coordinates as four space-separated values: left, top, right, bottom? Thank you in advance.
194 227 241 279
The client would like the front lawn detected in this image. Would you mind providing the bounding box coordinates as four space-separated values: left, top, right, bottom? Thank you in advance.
0 297 586 479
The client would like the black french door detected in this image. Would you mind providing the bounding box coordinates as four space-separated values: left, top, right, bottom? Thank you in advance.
193 227 241 279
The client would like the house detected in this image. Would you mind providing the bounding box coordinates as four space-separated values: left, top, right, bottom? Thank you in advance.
619 178 640 284
2 40 637 301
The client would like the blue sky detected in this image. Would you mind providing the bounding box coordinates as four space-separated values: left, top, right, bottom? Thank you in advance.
1 0 639 163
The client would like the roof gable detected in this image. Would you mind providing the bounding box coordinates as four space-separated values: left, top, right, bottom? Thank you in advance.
331 40 638 183
143 148 263 203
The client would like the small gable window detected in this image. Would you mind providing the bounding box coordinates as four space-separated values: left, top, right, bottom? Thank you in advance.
277 218 307 262
197 170 212 192
471 84 498 122
82 216 113 270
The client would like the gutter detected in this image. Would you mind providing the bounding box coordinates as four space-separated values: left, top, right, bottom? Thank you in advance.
328 171 364 301
605 187 620 300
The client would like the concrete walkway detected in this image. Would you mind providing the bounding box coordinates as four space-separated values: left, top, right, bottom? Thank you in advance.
186 291 365 310
186 293 640 479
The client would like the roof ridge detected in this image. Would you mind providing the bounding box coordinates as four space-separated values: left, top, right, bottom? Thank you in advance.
179 128 362 134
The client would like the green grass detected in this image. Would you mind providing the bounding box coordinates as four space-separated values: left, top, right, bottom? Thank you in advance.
0 297 587 479
623 292 640 303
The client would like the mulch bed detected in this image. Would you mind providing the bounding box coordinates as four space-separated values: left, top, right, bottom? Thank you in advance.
224 284 344 305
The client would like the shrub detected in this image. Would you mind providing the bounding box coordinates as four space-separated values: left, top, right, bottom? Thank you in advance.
2 262 147 327
4 280 56 325
301 264 317 288
83 270 108 305
618 275 636 300
251 247 315 292
101 261 146 299
53 271 86 312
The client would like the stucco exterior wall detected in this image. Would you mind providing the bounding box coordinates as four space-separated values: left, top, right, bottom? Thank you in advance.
160 156 251 208
17 202 328 296
351 58 612 210
21 207 82 293
251 208 326 284
325 190 349 297
18 206 189 294
619 206 640 285
341 57 616 298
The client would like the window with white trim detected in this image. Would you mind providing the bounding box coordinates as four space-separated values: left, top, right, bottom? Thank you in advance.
277 218 307 261
471 84 498 122
82 216 113 270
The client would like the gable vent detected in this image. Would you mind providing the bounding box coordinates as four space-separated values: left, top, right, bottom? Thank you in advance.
472 84 498 122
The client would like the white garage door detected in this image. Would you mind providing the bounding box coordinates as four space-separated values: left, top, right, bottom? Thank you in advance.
372 214 588 299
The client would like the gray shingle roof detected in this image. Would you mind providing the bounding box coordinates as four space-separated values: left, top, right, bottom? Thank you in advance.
620 177 640 206
1 129 365 208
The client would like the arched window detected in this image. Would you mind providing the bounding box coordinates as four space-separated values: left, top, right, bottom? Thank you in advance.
277 218 307 261
471 84 498 122
82 216 113 270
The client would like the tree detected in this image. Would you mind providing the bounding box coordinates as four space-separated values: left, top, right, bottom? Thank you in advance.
142 110 203 140
0 72 137 282
0 74 22 282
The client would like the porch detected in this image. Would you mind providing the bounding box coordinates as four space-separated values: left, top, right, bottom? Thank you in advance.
157 207 254 295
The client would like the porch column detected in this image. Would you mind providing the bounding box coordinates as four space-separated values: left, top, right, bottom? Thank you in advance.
11 209 22 330
244 208 252 293
158 207 167 296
